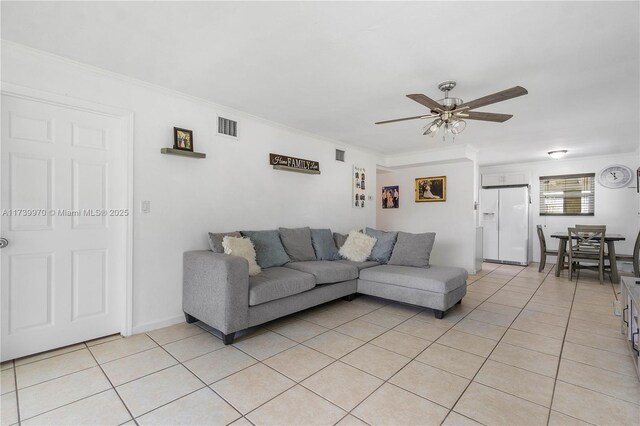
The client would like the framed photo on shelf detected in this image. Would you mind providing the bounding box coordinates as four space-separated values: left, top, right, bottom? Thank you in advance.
173 127 194 152
415 176 446 202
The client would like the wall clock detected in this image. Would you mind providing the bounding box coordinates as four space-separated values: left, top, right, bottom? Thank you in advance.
597 164 633 188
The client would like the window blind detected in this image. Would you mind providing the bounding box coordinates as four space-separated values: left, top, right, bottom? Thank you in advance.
539 173 595 216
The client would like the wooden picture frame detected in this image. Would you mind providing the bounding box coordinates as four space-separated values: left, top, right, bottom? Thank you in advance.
173 127 193 152
415 176 446 202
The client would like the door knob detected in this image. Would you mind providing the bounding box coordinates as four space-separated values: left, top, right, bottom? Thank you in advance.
0 238 8 248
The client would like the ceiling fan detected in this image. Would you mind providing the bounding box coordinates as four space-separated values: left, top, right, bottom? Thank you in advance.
375 81 528 138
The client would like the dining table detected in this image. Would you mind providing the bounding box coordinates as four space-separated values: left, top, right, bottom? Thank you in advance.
551 232 626 283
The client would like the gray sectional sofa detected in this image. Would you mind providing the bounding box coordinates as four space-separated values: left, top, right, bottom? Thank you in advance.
183 228 467 344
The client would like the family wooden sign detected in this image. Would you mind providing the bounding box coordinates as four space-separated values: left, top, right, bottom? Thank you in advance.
269 153 321 175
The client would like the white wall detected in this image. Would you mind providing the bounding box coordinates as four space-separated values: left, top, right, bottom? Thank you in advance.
481 153 639 267
376 161 477 272
2 42 378 332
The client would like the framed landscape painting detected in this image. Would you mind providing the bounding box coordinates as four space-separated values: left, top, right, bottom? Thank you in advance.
382 185 399 209
415 176 446 202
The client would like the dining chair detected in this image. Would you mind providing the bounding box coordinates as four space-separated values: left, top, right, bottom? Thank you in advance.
568 227 606 283
616 229 640 278
536 225 559 272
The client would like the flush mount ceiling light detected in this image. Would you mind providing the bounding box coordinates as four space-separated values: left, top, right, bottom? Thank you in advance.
548 150 568 159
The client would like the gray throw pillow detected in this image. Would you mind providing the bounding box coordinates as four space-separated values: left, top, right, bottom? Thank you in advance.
208 231 241 253
388 231 436 268
279 227 316 261
365 227 398 264
333 232 348 249
241 230 290 268
310 228 340 260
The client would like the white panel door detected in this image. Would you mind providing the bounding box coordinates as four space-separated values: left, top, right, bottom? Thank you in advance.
498 187 529 264
1 93 127 361
480 188 500 261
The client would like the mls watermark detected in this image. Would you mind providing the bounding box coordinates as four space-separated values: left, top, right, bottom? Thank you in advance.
1 209 129 217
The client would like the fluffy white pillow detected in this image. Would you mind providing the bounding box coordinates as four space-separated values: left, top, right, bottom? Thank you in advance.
222 236 262 276
339 230 377 262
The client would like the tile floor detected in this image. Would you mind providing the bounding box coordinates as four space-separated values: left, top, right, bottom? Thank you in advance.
1 263 639 425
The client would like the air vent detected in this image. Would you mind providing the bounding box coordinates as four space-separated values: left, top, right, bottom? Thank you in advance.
218 117 237 137
335 149 345 162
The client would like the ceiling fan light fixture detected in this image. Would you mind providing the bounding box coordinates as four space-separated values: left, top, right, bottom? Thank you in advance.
423 119 442 136
548 150 568 159
450 119 466 135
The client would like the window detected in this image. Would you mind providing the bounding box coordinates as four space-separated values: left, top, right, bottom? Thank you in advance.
539 173 595 216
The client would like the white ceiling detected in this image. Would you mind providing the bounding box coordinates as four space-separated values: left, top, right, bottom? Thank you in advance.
2 1 638 165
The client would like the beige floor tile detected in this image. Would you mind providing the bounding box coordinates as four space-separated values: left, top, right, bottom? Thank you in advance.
301 361 382 411
501 284 537 296
465 308 515 327
442 411 483 425
16 348 97 389
557 358 640 405
454 382 549 425
453 318 507 341
474 359 555 407
552 381 640 425
414 305 473 326
352 383 449 426
163 331 225 362
524 302 570 317
342 343 411 380
18 366 111 420
14 343 86 367
298 309 356 328
389 360 469 408
89 333 157 364
264 345 333 382
377 302 424 318
137 387 240 425
510 317 566 339
547 410 592 426
393 318 450 341
303 330 364 359
1 369 15 395
146 322 204 346
184 346 257 384
0 361 13 371
502 329 562 356
229 417 253 426
247 385 346 426
529 295 572 309
101 347 177 386
85 333 122 347
335 319 388 341
211 363 294 414
416 343 485 379
565 328 629 355
232 330 297 361
268 319 328 342
22 389 130 426
436 329 498 357
358 310 407 328
335 414 369 426
1 392 18 426
370 330 432 358
561 341 637 376
489 342 559 378
568 317 623 339
518 309 568 327
116 364 203 417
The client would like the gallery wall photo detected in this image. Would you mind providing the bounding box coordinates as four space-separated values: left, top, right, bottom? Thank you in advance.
382 185 399 209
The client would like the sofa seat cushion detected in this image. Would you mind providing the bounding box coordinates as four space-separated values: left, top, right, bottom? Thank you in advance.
334 259 380 271
249 267 316 306
359 265 467 294
284 261 359 285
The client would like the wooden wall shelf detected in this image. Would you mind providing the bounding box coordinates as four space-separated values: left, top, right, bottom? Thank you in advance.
160 148 206 159
273 165 320 175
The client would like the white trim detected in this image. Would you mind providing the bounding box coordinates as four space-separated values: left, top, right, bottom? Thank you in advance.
0 82 135 338
131 314 185 335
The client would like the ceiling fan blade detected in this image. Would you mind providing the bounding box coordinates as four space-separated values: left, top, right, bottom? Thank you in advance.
461 111 514 122
406 94 443 111
375 114 438 125
457 86 528 111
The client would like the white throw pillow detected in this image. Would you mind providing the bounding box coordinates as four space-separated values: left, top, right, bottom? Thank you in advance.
339 230 377 262
222 236 262 276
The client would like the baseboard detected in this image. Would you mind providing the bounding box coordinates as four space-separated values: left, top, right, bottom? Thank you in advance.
131 314 185 335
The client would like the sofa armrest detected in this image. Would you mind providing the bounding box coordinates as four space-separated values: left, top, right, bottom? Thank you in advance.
183 250 249 334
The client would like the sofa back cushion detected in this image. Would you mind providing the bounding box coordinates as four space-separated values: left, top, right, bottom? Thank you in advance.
208 231 241 253
222 236 262 276
310 228 340 260
388 231 436 268
365 227 398 264
339 230 377 262
333 232 348 249
279 227 317 261
241 230 290 268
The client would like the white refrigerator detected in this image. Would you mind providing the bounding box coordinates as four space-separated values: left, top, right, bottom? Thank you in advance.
480 186 530 265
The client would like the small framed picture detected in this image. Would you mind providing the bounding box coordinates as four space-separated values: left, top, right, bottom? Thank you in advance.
415 176 446 202
382 185 399 209
173 127 193 152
